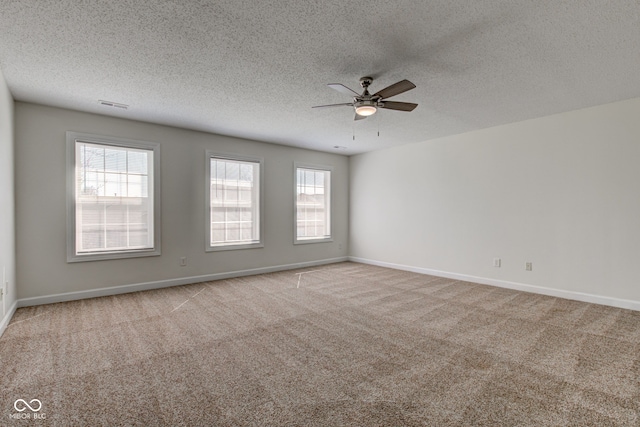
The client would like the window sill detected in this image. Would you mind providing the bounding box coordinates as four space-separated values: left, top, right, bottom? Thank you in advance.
206 242 264 252
294 237 333 245
67 248 161 263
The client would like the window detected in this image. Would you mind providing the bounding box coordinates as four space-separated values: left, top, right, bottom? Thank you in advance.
295 164 332 243
206 152 263 251
66 132 161 262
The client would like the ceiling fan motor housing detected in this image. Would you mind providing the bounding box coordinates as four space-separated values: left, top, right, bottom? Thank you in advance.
355 78 378 116
355 99 377 107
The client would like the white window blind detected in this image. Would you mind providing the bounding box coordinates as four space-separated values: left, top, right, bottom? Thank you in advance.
75 142 154 253
208 155 262 249
296 167 331 241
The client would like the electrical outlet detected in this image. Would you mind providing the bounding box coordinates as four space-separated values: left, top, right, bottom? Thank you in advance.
493 258 501 268
338 243 343 250
525 262 533 271
180 257 187 267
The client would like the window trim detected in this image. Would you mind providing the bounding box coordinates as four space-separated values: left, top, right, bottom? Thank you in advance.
206 151 264 252
66 131 161 262
293 162 333 245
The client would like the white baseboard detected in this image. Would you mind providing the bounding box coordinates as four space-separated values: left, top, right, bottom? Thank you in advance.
0 300 18 338
349 256 640 312
11 254 639 324
17 257 349 308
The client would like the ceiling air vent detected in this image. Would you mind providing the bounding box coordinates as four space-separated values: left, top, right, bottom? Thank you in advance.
98 100 129 109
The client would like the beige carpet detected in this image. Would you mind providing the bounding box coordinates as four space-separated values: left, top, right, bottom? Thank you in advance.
1 262 639 426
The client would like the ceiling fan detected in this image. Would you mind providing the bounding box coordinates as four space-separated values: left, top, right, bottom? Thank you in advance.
312 76 418 120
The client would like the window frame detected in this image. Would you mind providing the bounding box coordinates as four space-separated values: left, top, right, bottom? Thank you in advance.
293 162 333 245
66 131 161 263
206 151 264 252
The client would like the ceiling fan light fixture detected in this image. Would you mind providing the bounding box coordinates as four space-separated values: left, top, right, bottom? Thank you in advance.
355 104 377 116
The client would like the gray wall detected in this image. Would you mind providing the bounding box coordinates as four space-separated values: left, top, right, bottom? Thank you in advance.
15 102 348 300
350 97 640 305
0 69 15 321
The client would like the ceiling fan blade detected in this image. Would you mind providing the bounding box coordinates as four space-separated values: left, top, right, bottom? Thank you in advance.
354 113 367 121
379 101 418 112
312 102 354 109
373 79 416 99
328 83 360 96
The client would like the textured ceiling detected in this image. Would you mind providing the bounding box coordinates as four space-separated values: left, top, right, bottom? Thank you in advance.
1 1 639 155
